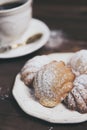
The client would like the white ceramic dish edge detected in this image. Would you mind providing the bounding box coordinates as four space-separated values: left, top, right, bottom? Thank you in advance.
0 18 50 58
12 53 87 123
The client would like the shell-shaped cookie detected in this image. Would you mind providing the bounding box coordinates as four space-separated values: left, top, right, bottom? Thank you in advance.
20 55 51 86
33 61 75 107
68 50 87 75
64 74 87 113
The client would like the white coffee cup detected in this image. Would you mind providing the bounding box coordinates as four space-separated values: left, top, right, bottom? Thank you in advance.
0 0 32 47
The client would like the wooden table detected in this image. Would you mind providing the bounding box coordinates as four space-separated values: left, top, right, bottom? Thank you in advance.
0 0 87 130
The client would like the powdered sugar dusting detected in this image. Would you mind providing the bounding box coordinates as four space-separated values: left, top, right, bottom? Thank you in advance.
74 74 87 88
33 61 74 107
64 74 87 113
20 55 52 86
69 50 87 75
48 126 54 130
34 62 56 99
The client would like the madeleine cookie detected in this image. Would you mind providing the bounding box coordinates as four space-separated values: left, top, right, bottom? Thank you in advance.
33 61 75 107
20 55 52 87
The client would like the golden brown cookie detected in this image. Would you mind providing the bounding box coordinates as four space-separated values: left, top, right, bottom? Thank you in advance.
33 61 75 107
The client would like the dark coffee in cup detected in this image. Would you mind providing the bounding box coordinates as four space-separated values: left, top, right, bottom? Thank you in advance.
0 1 24 10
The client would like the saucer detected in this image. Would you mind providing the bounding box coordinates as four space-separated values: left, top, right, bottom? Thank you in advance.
12 53 87 123
0 18 50 58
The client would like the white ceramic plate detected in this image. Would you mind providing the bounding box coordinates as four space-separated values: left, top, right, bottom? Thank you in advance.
0 18 50 58
12 53 87 123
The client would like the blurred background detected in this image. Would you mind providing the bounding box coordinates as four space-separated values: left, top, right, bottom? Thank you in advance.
33 0 87 41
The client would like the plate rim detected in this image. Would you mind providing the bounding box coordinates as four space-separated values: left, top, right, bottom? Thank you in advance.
12 53 87 124
0 18 50 59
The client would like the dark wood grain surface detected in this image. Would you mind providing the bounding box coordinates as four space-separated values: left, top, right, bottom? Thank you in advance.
0 0 87 130
33 0 87 40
